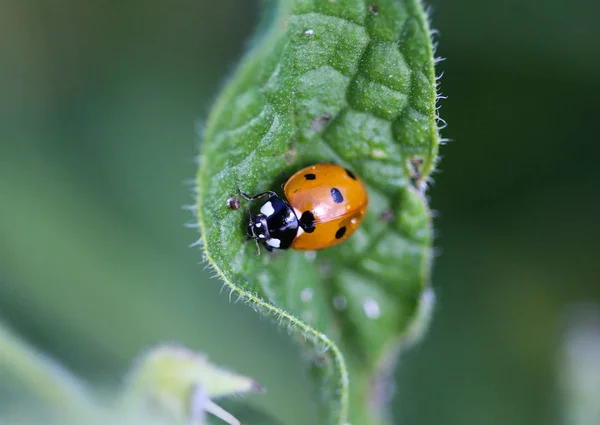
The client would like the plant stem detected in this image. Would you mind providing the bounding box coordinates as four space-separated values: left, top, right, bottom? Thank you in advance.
0 320 94 415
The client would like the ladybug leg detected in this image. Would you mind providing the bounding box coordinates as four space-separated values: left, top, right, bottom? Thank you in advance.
238 189 277 202
254 239 261 256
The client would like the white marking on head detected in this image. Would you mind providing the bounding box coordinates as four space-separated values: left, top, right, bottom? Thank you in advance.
255 222 262 228
363 298 381 319
296 226 305 236
266 238 281 248
258 234 266 239
300 288 313 302
260 201 275 217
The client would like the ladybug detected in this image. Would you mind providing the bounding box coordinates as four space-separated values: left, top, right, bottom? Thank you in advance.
240 163 368 253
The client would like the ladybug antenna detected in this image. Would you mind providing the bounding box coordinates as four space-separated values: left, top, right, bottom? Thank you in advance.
245 208 262 256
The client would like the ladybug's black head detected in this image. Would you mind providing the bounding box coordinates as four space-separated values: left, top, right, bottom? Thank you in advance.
239 190 299 255
247 212 270 243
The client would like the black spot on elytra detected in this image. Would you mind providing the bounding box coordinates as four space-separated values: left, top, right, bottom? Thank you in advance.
345 168 357 180
304 173 316 180
299 211 316 233
335 226 347 239
330 188 344 203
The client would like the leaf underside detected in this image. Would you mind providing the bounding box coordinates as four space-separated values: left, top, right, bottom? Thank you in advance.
196 1 440 424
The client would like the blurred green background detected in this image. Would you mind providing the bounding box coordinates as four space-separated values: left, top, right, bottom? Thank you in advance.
1 1 599 424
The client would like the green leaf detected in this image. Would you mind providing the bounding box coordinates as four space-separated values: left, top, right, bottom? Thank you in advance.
122 344 264 425
0 332 268 425
195 1 440 424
